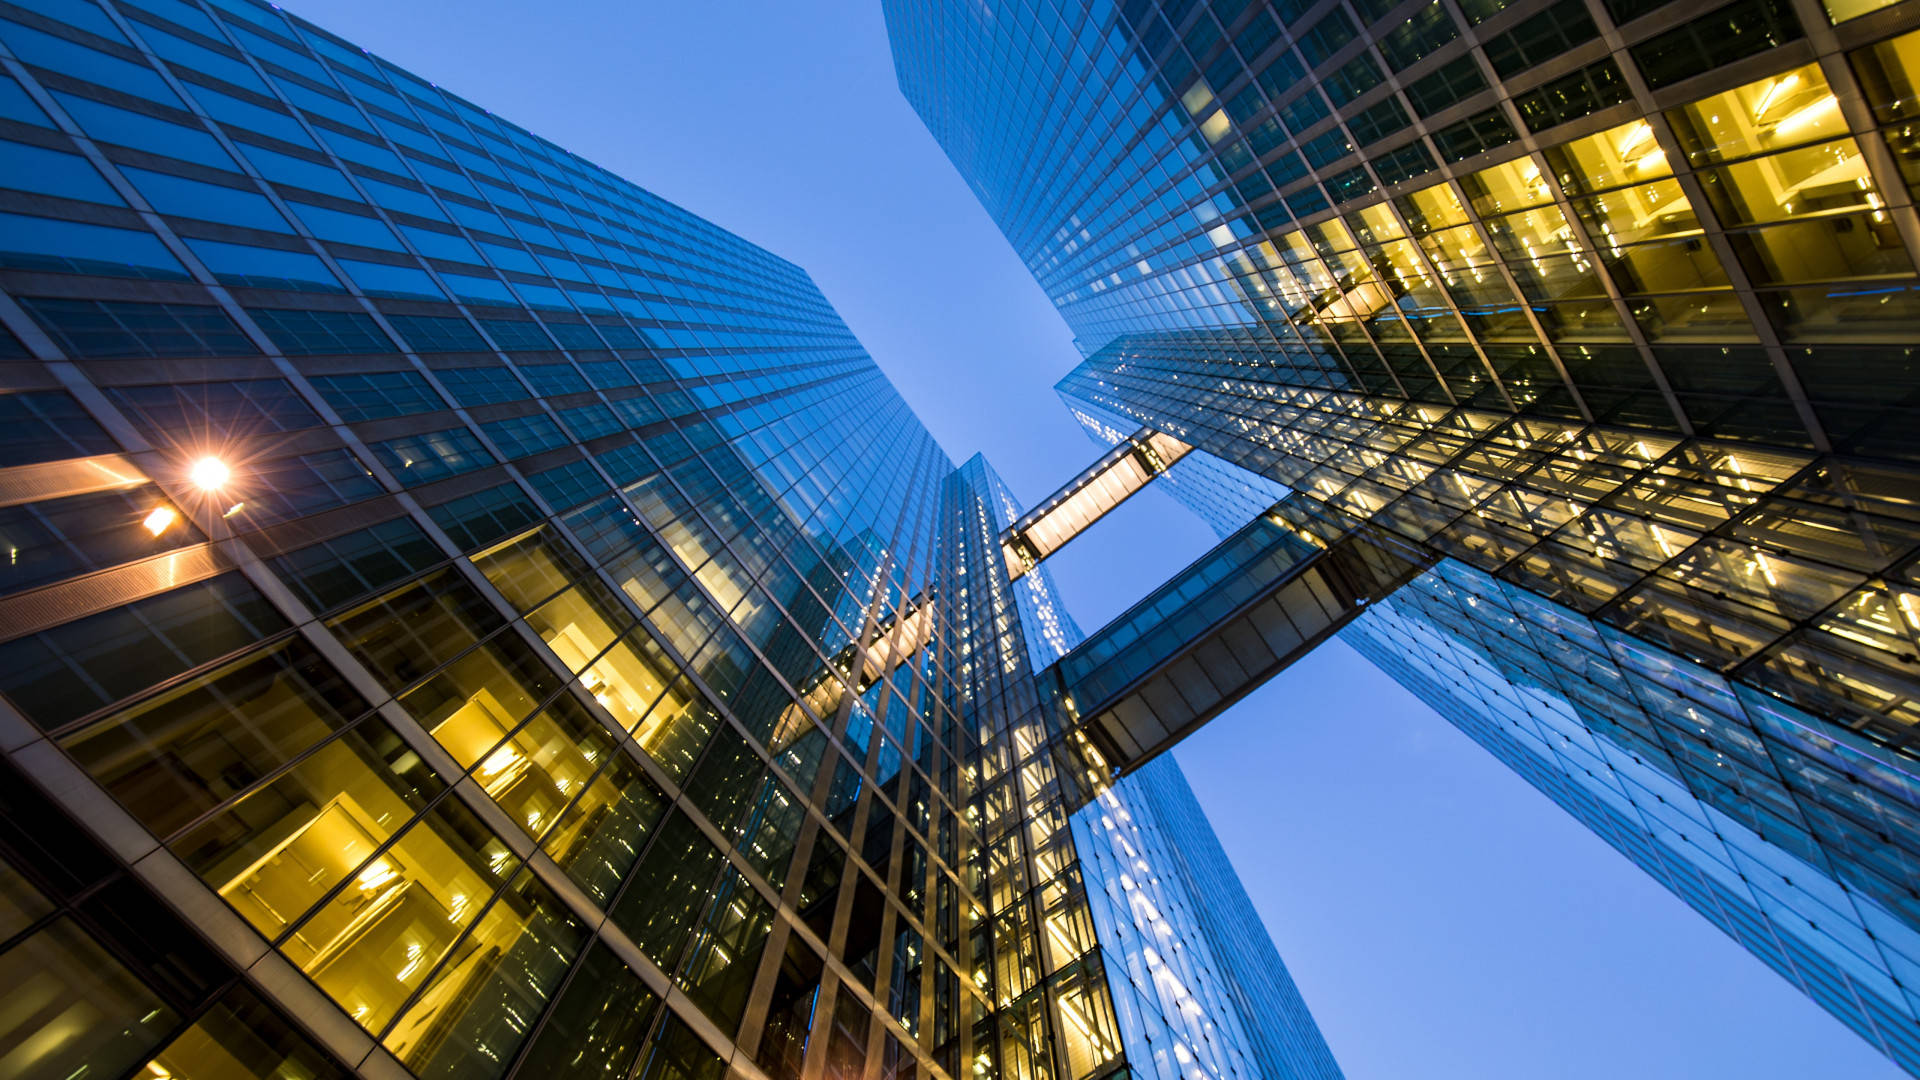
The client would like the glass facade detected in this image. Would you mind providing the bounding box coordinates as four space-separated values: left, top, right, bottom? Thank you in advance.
0 3 1342 1080
886 0 1920 1074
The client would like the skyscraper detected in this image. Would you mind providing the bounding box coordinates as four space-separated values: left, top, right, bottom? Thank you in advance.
0 3 1342 1080
886 0 1920 1072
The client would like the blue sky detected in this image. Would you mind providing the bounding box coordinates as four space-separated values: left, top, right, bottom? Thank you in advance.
310 2 1901 1076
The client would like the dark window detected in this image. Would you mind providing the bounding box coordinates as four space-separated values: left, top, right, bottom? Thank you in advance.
1285 183 1330 219
370 425 493 483
518 362 590 397
1431 107 1518 161
247 449 382 519
1405 55 1487 117
559 403 622 441
1348 97 1412 145
477 317 552 351
1301 127 1355 168
1233 9 1280 60
0 391 116 466
527 459 602 510
1603 0 1677 23
385 313 488 352
428 482 542 551
1484 0 1598 79
1254 51 1305 99
589 319 645 348
435 365 526 406
22 297 256 358
1325 165 1377 203
1265 151 1308 188
270 517 441 614
1322 54 1384 106
1373 140 1438 184
1629 0 1803 91
544 321 605 351
1376 2 1458 72
247 307 394 355
0 573 287 728
1296 10 1357 67
1278 88 1330 132
309 370 447 421
1247 115 1288 157
107 378 318 438
1513 59 1631 132
480 412 567 458
1457 0 1515 21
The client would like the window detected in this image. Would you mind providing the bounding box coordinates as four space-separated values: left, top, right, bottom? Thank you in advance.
481 413 568 458
544 321 606 350
1349 97 1411 146
186 237 340 291
0 573 288 727
54 92 232 168
385 312 487 353
1513 60 1631 133
0 391 117 466
1485 0 1598 78
245 449 383 520
435 365 526 406
519 362 590 396
248 306 394 354
1374 140 1438 184
371 426 494 483
287 201 404 250
0 484 199 597
1325 165 1377 203
1322 54 1384 106
429 482 542 551
1296 10 1357 67
1630 0 1804 91
1432 108 1518 162
106 378 319 439
1404 56 1486 118
0 20 179 104
560 403 622 441
271 516 442 614
337 258 443 299
1376 2 1458 72
478 317 553 351
0 138 124 204
310 369 447 421
22 297 257 358
238 141 357 197
0 211 188 280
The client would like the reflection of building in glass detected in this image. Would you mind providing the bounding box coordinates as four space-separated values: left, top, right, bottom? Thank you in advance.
888 0 1920 1073
0 3 1339 1080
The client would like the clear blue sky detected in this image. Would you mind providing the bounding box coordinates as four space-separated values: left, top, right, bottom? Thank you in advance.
310 2 1900 1076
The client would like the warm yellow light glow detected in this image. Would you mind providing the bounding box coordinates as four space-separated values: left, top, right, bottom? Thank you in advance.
189 456 231 492
142 506 178 536
1774 95 1839 137
1752 74 1800 123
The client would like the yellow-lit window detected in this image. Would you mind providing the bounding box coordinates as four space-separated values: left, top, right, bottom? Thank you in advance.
1696 138 1879 225
283 800 515 1032
1348 200 1407 243
1569 179 1701 247
1398 182 1471 233
1546 119 1674 195
1852 27 1920 122
1669 63 1847 165
1461 155 1555 215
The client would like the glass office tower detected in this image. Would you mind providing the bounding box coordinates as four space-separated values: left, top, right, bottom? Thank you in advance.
0 2 1344 1080
887 0 1920 1073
